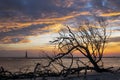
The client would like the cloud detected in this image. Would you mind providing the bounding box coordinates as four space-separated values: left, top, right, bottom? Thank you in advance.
0 36 30 44
0 11 90 35
0 0 120 51
0 0 79 19
0 24 50 41
0 0 119 19
109 37 120 43
0 11 90 33
115 29 120 31
100 12 120 17
0 0 120 23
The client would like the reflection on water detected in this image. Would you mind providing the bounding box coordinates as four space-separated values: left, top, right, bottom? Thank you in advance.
0 58 120 73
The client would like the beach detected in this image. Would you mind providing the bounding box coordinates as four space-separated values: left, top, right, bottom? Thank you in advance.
0 58 120 80
9 72 120 80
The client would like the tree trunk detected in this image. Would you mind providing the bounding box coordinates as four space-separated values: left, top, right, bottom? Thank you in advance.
88 56 112 73
88 56 102 72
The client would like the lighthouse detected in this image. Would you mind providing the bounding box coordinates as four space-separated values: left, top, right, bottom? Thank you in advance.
25 51 28 58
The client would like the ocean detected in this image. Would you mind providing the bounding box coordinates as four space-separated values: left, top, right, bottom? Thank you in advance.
0 58 120 73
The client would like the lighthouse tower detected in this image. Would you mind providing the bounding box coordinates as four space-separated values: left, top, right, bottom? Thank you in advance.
25 51 28 58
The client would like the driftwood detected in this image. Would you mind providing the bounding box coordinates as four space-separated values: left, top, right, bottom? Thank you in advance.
0 63 116 80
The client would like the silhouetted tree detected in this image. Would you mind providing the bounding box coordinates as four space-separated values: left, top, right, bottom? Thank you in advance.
50 18 111 73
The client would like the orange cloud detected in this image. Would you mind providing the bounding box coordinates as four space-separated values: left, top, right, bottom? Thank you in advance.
100 12 120 17
0 36 30 44
0 11 90 33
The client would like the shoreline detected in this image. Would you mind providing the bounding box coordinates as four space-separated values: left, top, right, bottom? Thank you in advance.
0 57 120 59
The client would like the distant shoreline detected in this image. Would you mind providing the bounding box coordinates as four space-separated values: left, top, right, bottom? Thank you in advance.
0 56 120 59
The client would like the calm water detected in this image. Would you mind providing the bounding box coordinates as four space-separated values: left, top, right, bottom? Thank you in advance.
0 58 120 73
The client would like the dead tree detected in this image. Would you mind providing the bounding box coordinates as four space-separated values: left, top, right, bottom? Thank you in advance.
50 18 112 73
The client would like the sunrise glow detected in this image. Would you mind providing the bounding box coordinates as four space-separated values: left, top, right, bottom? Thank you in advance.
0 0 120 57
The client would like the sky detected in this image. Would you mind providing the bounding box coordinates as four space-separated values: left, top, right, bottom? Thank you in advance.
0 0 120 57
